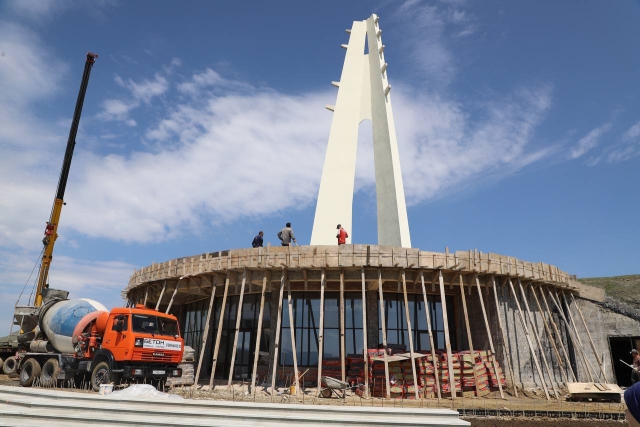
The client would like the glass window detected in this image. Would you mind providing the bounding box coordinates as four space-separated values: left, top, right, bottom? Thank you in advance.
132 314 178 337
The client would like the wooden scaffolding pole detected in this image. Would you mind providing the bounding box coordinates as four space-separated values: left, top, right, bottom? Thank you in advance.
340 269 346 382
401 269 420 400
547 289 594 382
438 269 456 399
194 275 218 389
361 267 369 398
507 278 550 400
458 274 482 396
530 285 569 385
538 286 577 382
143 284 149 307
165 277 183 314
227 269 248 388
570 293 608 383
474 275 504 399
287 271 300 395
270 268 286 394
155 280 167 311
557 290 596 382
491 277 518 397
517 279 558 400
251 270 268 394
420 271 441 400
316 268 326 395
209 272 230 390
377 268 391 398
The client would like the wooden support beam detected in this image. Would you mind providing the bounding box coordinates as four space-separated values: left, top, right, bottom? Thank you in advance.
507 278 550 400
155 281 167 311
360 267 369 398
165 277 184 314
401 269 420 400
340 269 346 382
517 279 558 400
377 268 391 398
547 289 593 382
459 275 482 396
143 284 149 308
270 268 286 394
194 275 217 389
209 272 230 390
287 271 300 395
438 269 456 399
570 293 608 383
420 271 441 400
251 270 268 394
491 277 518 397
227 269 248 388
530 285 569 385
316 268 326 395
538 286 577 382
474 275 504 398
557 290 596 382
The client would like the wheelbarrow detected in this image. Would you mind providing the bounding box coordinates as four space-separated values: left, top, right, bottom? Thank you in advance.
319 376 350 399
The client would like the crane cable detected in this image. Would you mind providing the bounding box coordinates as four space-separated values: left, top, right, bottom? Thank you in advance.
16 246 45 307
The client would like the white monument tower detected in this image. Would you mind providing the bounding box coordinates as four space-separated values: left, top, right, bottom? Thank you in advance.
311 14 412 248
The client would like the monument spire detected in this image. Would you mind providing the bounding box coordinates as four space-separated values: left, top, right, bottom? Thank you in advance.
311 14 411 248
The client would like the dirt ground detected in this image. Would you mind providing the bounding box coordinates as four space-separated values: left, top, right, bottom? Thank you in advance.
463 419 625 427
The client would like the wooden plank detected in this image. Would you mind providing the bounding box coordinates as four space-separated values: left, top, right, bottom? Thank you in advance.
209 272 230 390
340 269 346 382
438 269 456 399
530 285 569 385
547 289 593 382
251 271 268 394
194 275 217 389
316 268 326 396
377 268 391 398
507 278 550 400
474 275 504 398
420 271 441 400
143 284 149 308
491 277 518 397
270 269 286 395
401 269 420 399
287 271 300 395
361 267 369 398
458 274 482 396
165 278 183 314
155 281 167 311
570 293 609 383
558 290 596 382
227 269 248 388
517 279 558 400
538 286 577 382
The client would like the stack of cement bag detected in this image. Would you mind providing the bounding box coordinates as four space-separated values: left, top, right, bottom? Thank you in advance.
167 346 195 387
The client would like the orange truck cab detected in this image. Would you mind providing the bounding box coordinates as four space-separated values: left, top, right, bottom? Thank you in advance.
88 306 184 391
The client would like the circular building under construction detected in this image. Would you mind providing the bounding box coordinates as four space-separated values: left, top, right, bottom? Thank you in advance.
123 14 638 402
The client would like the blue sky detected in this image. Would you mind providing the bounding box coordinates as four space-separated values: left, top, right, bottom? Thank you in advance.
1 0 639 328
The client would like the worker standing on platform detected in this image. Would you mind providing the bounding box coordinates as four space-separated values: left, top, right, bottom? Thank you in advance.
336 224 348 245
252 231 264 248
631 349 640 384
278 222 297 246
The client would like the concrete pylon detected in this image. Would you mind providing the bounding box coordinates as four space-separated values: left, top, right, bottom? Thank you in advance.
311 14 411 248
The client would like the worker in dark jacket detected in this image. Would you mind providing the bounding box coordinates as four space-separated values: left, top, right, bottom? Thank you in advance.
336 224 348 245
252 231 264 248
625 382 640 427
632 349 640 384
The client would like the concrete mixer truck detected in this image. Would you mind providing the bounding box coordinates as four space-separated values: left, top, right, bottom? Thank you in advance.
3 53 184 391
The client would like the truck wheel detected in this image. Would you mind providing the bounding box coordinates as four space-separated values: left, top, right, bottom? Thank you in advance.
40 358 60 387
0 357 3 374
19 358 41 387
91 361 111 392
3 356 18 377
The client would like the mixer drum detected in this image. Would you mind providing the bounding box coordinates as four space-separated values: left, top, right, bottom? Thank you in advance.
41 299 108 354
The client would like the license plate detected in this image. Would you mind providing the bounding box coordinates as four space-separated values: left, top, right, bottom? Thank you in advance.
152 370 166 375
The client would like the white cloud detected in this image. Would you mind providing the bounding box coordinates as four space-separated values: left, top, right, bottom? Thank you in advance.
3 0 69 20
600 120 640 164
569 122 612 159
623 121 640 140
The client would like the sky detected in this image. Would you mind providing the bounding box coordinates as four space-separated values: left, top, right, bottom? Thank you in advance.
1 0 639 329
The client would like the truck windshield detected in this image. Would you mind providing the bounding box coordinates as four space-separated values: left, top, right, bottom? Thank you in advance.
132 314 179 337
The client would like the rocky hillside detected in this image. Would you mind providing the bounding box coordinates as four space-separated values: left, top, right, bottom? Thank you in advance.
579 274 640 321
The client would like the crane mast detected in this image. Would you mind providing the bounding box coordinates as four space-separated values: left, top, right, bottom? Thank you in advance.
34 52 98 307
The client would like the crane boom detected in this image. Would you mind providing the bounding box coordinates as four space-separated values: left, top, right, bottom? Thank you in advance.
34 52 98 307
